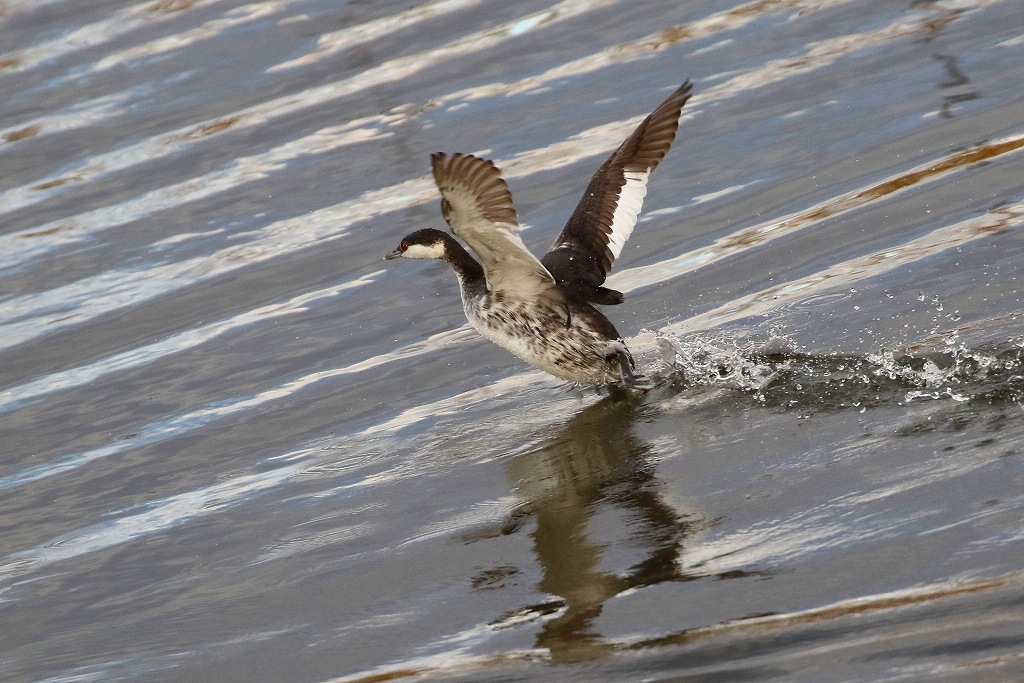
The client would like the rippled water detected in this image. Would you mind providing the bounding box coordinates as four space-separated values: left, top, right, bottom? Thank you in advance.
2 1 1024 681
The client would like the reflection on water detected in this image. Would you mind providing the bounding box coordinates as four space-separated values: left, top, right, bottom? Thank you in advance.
490 337 1024 663
332 334 1024 681
502 398 694 662
934 54 979 118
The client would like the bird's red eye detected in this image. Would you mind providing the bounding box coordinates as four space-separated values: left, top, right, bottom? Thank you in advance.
400 243 408 252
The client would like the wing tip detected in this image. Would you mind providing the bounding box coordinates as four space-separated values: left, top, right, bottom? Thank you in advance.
431 151 503 180
544 78 694 284
617 78 693 172
430 152 518 225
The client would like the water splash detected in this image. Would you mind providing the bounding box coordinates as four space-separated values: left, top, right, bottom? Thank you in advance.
653 332 1024 410
654 331 797 395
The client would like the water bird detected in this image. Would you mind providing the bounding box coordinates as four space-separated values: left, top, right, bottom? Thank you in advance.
386 81 693 390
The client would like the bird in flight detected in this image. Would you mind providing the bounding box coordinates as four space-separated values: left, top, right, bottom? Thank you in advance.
386 80 693 391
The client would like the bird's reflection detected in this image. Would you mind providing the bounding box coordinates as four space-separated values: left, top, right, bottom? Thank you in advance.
935 54 978 118
499 397 696 663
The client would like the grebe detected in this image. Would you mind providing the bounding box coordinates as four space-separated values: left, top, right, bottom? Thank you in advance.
386 81 692 390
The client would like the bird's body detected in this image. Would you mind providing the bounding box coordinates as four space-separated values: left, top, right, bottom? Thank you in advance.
386 81 693 390
464 283 631 386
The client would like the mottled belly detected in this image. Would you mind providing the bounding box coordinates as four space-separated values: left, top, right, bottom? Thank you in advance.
464 297 625 385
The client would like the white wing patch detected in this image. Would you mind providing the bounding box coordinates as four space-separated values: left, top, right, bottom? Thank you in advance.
606 170 650 260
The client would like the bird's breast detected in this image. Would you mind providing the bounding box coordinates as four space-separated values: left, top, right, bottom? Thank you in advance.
461 292 624 383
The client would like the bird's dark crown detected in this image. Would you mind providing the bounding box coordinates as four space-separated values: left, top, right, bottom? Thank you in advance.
401 228 448 247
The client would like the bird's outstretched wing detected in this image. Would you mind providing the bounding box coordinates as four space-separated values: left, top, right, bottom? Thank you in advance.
541 80 693 304
431 152 559 299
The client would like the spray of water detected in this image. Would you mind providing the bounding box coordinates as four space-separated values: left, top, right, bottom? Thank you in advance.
649 331 1024 412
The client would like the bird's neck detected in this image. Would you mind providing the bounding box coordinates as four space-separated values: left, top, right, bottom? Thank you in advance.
441 234 486 293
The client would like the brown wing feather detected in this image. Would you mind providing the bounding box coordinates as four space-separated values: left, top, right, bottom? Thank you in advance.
431 152 559 299
431 152 518 226
542 80 693 304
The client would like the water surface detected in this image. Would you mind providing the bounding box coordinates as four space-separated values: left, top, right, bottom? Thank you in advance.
2 1 1024 681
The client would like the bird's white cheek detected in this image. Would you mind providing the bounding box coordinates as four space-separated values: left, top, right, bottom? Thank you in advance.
404 243 444 259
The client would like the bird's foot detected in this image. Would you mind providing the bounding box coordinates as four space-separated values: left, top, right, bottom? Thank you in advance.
615 352 653 393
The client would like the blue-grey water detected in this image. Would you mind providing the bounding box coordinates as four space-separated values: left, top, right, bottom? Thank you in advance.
2 1 1024 681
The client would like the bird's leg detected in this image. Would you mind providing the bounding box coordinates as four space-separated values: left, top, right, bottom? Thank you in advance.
615 352 653 392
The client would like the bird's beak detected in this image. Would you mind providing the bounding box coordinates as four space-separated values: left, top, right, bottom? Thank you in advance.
384 248 404 261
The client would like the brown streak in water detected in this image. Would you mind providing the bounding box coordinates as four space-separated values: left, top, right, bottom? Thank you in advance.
920 11 963 36
956 650 1024 670
726 0 798 19
625 25 692 52
973 205 1020 235
622 0 806 54
628 576 1013 650
352 669 421 683
148 0 201 13
25 114 242 192
857 137 1024 203
177 116 242 140
18 224 70 238
0 57 20 73
4 124 41 143
334 573 1024 682
32 177 80 191
716 135 1024 254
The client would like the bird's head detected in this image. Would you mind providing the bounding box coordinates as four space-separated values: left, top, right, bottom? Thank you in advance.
384 228 449 261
